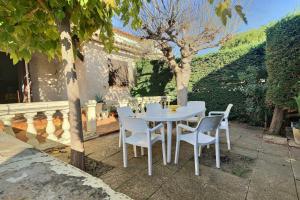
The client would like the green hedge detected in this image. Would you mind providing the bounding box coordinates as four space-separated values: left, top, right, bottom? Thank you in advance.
131 60 173 97
189 44 269 123
266 13 300 109
131 27 269 125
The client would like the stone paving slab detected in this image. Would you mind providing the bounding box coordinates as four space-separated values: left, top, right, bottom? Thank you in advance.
296 180 300 197
290 147 300 161
117 162 175 199
247 154 298 200
292 160 300 181
261 142 290 158
149 162 247 200
231 145 259 159
0 134 130 200
290 146 300 181
48 123 300 200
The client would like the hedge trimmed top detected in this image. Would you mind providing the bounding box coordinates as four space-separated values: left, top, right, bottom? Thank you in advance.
266 13 300 109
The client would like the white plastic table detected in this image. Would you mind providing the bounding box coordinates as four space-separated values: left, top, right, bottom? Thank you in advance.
136 107 205 163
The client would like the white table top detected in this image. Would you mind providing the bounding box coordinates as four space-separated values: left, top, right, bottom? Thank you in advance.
135 107 205 122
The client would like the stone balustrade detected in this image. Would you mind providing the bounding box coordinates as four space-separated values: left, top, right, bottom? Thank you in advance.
115 96 172 112
135 96 171 110
0 101 97 150
0 96 170 149
0 101 70 149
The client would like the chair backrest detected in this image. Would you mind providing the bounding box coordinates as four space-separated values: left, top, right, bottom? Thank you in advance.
117 106 134 121
224 104 233 118
187 101 206 111
122 117 148 133
196 115 223 133
146 103 162 114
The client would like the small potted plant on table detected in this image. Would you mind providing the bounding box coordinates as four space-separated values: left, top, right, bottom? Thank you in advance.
292 93 300 144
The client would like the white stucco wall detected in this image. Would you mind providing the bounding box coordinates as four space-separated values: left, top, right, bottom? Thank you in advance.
79 41 136 105
82 41 109 104
29 41 136 105
29 53 67 102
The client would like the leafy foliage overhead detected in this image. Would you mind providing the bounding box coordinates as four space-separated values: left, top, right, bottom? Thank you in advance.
0 0 142 63
266 13 300 109
209 0 247 25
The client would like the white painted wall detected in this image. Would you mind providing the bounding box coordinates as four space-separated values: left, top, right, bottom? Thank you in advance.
82 41 109 103
29 53 67 102
29 41 136 105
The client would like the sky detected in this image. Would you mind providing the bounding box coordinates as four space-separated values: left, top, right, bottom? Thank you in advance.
238 0 299 32
113 0 300 56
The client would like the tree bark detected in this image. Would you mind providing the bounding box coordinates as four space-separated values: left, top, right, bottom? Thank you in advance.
56 14 85 170
175 63 191 106
176 48 192 106
159 43 192 106
269 106 285 134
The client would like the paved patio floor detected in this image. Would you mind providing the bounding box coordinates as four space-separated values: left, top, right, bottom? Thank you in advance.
0 134 130 200
50 122 300 200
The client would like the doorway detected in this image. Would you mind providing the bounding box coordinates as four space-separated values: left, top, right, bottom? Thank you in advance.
0 52 28 103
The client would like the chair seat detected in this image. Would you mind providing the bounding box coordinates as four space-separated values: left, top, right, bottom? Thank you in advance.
180 132 216 145
125 133 162 147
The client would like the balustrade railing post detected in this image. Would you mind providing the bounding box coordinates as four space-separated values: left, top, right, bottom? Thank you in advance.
24 113 37 134
85 100 97 134
1 115 14 135
45 111 55 136
61 110 70 137
61 110 71 136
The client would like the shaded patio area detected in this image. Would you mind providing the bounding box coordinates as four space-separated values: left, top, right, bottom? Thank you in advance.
49 122 300 200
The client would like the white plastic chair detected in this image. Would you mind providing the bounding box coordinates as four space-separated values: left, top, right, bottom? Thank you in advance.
185 101 206 126
146 103 163 114
121 117 166 176
146 102 163 127
209 104 233 150
117 106 134 148
175 115 223 175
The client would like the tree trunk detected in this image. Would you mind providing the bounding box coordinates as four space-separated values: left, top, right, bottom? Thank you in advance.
56 14 85 170
175 63 191 106
269 106 285 134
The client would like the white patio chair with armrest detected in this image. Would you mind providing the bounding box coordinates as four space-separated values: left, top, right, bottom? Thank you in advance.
209 104 233 150
117 106 140 157
121 117 166 176
175 115 223 175
185 101 206 126
146 103 163 114
146 102 163 127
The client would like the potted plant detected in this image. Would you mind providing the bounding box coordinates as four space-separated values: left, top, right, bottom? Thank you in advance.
292 93 300 144
95 94 104 118
108 105 118 118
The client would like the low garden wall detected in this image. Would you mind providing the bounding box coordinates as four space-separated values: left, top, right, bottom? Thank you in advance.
0 96 170 150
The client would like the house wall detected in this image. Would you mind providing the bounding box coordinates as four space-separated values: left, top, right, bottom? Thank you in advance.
81 41 136 105
29 41 137 105
81 41 109 104
29 53 67 102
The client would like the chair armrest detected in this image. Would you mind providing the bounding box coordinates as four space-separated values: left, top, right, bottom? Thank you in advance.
209 111 225 116
149 123 164 132
177 124 196 132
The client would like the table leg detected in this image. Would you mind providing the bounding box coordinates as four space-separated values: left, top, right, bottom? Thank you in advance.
167 121 172 163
